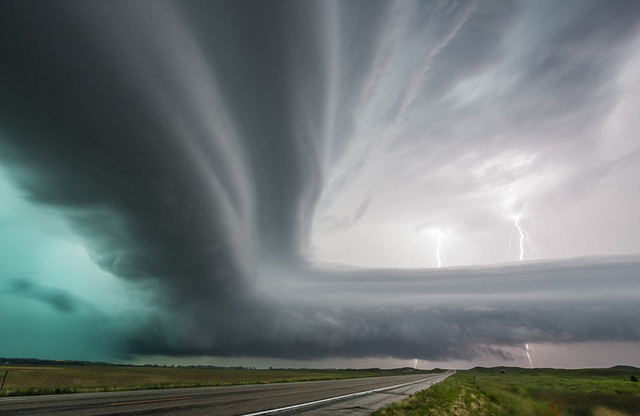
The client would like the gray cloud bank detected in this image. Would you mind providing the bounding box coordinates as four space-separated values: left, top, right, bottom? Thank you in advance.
128 256 640 361
1 0 640 363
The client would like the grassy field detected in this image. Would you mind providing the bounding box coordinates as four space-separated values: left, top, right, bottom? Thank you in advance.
373 367 640 416
0 365 433 397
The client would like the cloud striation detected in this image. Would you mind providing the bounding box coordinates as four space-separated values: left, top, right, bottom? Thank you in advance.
1 0 640 364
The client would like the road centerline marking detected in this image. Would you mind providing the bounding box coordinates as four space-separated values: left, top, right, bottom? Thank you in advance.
110 396 192 406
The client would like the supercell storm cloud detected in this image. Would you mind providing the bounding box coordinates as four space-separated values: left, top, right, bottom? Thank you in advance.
1 1 640 366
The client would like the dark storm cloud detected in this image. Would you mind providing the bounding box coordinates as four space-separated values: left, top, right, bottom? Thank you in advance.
1 1 640 363
0 1 259 303
4 276 80 313
126 256 640 361
130 301 640 361
0 0 383 303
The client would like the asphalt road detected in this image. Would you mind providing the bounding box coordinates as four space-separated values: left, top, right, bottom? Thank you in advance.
0 371 453 416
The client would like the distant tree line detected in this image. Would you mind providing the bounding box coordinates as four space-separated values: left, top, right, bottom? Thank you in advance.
1 357 113 366
0 357 256 369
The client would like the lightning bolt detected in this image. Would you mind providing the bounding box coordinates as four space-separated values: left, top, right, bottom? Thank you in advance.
514 217 525 261
511 216 540 261
430 227 468 268
402 224 469 268
525 343 533 368
436 235 443 268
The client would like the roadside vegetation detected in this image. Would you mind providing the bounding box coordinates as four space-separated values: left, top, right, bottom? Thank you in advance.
0 364 435 397
373 367 640 416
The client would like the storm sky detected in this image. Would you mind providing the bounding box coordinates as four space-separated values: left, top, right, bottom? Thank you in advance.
1 0 640 368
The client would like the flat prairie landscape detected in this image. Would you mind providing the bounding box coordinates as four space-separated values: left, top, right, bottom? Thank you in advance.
374 367 640 416
0 364 434 397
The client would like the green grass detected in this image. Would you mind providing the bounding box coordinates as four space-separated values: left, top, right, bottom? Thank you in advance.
373 367 640 416
373 372 506 416
0 365 435 397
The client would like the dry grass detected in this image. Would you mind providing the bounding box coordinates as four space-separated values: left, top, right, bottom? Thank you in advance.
0 365 433 397
593 408 631 416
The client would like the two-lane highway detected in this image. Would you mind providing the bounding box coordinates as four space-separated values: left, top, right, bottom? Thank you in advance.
0 371 454 415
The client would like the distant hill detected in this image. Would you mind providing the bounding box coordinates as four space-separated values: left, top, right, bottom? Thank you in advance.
467 365 640 377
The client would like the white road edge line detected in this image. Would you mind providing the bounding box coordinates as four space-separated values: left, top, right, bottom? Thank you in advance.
238 372 452 416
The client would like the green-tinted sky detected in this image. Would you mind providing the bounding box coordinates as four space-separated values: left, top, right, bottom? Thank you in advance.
0 168 154 361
